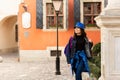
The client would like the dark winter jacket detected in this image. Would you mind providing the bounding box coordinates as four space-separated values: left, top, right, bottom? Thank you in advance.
64 36 92 64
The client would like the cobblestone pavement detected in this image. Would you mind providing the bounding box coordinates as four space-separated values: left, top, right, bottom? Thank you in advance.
0 52 91 80
0 52 75 80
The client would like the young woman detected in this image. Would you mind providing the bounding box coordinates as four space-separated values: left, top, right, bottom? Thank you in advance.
64 22 92 80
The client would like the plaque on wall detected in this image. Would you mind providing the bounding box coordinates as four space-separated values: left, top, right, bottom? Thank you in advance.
22 12 31 29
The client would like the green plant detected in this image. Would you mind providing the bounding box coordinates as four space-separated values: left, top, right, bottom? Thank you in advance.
86 24 96 27
89 61 101 79
92 42 101 56
89 42 101 79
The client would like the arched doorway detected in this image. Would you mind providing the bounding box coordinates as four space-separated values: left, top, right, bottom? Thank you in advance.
0 15 19 62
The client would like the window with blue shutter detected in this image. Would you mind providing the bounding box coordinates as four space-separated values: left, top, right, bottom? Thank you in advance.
104 0 108 7
36 0 43 29
74 0 80 26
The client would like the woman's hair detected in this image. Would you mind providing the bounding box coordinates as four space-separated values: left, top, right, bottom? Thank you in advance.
73 28 86 39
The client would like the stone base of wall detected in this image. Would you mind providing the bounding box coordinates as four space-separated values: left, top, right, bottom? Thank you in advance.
19 47 66 62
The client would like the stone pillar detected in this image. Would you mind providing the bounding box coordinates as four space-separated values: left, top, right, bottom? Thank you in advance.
95 0 120 80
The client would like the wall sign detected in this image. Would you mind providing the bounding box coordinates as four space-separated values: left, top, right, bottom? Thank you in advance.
22 12 31 28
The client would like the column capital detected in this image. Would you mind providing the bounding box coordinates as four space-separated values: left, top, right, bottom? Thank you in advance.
95 15 120 28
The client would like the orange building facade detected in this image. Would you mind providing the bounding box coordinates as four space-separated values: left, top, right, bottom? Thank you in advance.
18 0 102 61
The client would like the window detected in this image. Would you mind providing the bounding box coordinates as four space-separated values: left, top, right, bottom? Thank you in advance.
46 3 63 29
83 2 101 27
15 25 18 42
43 0 67 30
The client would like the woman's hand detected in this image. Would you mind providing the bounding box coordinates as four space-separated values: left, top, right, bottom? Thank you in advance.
68 64 71 67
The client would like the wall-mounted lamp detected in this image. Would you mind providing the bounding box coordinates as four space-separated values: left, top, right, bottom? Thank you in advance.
22 4 28 12
21 0 28 12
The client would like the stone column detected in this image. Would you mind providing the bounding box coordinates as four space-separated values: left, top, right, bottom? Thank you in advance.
95 0 120 80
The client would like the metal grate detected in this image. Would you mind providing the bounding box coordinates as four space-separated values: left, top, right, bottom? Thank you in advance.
50 50 61 56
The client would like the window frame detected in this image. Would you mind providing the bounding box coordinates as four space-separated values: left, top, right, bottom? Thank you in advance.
46 3 64 29
84 2 101 27
43 0 67 31
80 0 104 29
